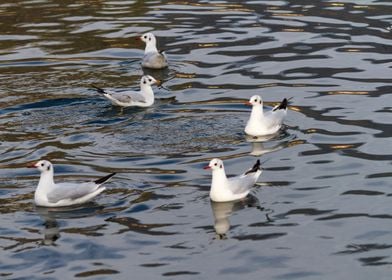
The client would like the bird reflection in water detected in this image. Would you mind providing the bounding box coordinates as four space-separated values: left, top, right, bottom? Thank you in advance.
35 203 103 245
210 195 261 240
245 134 287 156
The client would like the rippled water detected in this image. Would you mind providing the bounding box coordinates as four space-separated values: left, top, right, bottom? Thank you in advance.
1 0 391 279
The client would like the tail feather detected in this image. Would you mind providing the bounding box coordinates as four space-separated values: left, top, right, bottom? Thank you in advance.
273 98 288 111
94 172 116 185
245 160 261 175
91 84 108 95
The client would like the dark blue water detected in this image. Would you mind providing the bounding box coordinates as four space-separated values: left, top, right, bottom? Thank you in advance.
0 0 391 279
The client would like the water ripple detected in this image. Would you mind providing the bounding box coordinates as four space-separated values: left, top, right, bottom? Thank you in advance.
1 0 392 279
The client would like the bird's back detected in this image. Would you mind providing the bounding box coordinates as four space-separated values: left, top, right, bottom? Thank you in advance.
142 52 168 69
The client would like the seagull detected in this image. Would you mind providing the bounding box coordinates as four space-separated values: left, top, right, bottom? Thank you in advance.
92 75 160 107
204 158 262 202
28 160 115 207
139 32 168 69
245 95 288 137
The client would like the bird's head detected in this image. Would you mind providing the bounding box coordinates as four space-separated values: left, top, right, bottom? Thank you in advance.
140 32 157 45
141 75 160 86
245 95 263 106
28 160 53 173
204 158 224 171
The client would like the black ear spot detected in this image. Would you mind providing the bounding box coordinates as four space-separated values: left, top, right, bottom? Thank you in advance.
47 165 50 171
149 37 151 41
148 79 152 82
259 100 262 104
220 165 223 169
143 80 146 84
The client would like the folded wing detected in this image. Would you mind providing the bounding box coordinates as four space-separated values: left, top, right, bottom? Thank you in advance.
112 91 147 104
47 182 101 203
229 160 261 194
264 109 286 129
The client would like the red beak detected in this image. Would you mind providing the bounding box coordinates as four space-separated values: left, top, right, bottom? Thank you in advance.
244 101 252 106
27 163 37 168
203 165 211 170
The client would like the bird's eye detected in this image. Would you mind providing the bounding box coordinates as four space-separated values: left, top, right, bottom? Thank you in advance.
144 36 147 39
41 163 44 167
143 80 146 84
148 79 152 82
254 99 257 102
214 163 217 166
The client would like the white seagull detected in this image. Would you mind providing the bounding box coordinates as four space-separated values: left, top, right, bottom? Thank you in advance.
28 160 115 207
245 95 288 137
204 158 262 202
140 32 168 69
92 75 160 107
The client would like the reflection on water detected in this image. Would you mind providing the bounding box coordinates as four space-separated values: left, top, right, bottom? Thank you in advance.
245 132 293 156
1 0 392 279
35 204 104 245
37 208 61 246
211 195 261 240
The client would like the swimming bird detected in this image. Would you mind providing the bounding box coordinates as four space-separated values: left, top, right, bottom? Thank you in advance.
92 75 160 107
28 160 115 207
245 95 288 137
140 32 168 69
204 158 262 202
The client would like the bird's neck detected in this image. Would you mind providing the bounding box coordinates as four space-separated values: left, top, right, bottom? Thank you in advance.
211 168 228 189
140 84 155 103
36 170 55 192
145 42 158 54
251 105 264 119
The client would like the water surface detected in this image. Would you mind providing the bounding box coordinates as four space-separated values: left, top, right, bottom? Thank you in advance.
0 0 391 279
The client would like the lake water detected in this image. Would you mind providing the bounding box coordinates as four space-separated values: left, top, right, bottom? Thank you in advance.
0 0 391 279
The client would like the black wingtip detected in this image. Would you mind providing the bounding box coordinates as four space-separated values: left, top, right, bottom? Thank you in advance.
245 160 261 175
254 159 261 170
272 98 288 111
94 172 116 185
159 49 165 54
91 84 107 95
